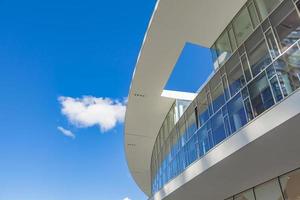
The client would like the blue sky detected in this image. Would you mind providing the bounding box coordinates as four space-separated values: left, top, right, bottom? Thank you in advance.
0 0 212 200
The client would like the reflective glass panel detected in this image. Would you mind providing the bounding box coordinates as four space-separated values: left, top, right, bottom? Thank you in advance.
241 53 252 82
246 28 272 76
270 1 300 52
170 129 180 157
280 169 300 200
248 2 260 28
211 110 226 145
226 53 246 96
227 93 247 132
270 76 283 102
197 91 210 126
233 7 253 45
176 100 190 119
197 121 212 157
229 27 237 51
185 109 197 141
178 120 186 146
254 179 284 200
248 73 275 117
274 44 300 96
222 74 231 100
244 97 254 121
254 0 281 20
216 31 232 67
184 134 198 166
176 149 186 172
210 73 226 112
265 28 280 59
211 44 219 70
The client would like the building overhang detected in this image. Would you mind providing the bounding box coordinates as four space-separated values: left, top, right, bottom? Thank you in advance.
124 0 247 196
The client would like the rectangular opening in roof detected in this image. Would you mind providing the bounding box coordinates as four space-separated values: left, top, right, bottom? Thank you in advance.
164 42 213 93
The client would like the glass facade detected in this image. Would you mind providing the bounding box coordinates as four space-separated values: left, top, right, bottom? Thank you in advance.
254 0 281 20
151 0 300 194
227 168 300 200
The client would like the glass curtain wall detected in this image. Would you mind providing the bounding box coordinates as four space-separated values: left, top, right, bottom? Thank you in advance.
233 6 254 46
272 0 300 52
245 28 272 76
254 0 281 20
151 0 300 194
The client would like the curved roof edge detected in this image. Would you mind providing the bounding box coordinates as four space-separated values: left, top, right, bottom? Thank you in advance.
124 0 247 196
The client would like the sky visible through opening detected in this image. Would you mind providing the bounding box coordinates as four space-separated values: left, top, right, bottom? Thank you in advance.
165 42 213 93
0 1 212 200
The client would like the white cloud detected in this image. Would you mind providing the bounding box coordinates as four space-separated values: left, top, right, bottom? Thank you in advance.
123 198 131 200
58 96 126 132
57 126 75 139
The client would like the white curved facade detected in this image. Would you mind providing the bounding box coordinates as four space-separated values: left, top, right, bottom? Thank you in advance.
125 0 300 199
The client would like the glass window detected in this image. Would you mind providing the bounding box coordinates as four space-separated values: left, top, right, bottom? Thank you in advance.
229 27 237 51
248 2 260 28
176 100 190 119
211 44 219 70
211 110 226 145
234 189 255 200
262 18 272 32
270 0 300 52
210 73 226 112
265 28 280 59
222 74 231 100
254 0 281 20
274 44 300 96
233 7 253 45
178 120 186 146
170 129 180 158
246 28 272 77
197 91 210 126
266 64 276 78
248 73 275 117
185 108 197 141
162 120 169 141
244 97 254 121
167 105 175 132
207 90 214 115
176 149 186 173
184 134 198 166
241 53 252 82
227 93 247 132
169 157 177 179
270 76 283 102
254 179 284 200
279 169 300 200
215 31 233 67
223 115 232 136
226 53 246 96
197 121 212 157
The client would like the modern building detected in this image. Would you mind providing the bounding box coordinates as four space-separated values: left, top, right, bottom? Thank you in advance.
125 0 300 199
